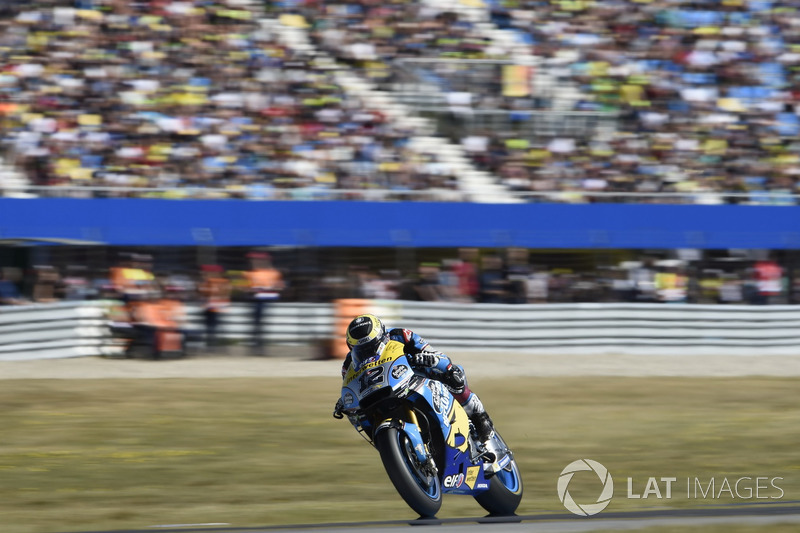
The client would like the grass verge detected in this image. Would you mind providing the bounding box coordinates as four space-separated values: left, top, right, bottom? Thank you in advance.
0 376 797 532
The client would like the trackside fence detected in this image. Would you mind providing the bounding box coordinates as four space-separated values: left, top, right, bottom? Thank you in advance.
0 301 114 361
1 301 799 361
389 301 800 355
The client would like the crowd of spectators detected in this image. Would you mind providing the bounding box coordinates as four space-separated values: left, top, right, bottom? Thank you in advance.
0 0 799 204
0 0 460 199
340 252 800 306
288 0 800 204
2 247 796 309
295 0 509 81
282 0 526 111
334 249 796 305
467 0 800 203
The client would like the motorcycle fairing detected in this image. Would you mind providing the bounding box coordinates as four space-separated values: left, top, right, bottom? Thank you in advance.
413 377 490 494
342 341 411 406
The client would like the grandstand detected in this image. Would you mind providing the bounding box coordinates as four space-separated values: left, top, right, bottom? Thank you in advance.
0 0 515 202
1 0 799 309
0 0 800 314
289 0 800 204
0 0 796 204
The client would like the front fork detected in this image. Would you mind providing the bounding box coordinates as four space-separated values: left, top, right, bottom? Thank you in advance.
376 406 437 475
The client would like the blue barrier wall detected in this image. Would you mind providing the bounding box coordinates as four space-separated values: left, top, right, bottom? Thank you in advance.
1 199 799 249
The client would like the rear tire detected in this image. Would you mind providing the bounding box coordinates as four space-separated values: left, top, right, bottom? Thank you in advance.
375 427 442 517
474 432 523 516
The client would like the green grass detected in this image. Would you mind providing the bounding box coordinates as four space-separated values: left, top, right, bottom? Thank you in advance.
0 376 798 532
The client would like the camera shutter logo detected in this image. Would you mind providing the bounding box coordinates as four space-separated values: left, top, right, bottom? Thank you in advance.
557 459 614 516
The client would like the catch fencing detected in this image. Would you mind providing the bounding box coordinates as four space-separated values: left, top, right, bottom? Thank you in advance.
1 300 799 361
0 301 114 361
386 301 800 355
0 301 334 361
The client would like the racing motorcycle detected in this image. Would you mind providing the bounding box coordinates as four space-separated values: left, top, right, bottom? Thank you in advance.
334 339 523 517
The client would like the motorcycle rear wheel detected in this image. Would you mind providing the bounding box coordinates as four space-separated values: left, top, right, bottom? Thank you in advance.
375 427 442 517
474 431 523 516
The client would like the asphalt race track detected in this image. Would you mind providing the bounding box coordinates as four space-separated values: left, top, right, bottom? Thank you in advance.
65 502 800 533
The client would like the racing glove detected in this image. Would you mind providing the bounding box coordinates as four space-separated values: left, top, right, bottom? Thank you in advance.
410 350 441 368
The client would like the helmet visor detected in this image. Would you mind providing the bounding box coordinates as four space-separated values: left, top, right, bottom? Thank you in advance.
350 335 385 366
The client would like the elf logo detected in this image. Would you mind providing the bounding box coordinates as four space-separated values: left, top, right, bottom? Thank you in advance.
444 473 465 488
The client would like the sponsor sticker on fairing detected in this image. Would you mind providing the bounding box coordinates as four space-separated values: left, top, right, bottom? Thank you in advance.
391 364 409 379
429 381 451 414
444 473 465 488
343 392 354 406
464 466 480 489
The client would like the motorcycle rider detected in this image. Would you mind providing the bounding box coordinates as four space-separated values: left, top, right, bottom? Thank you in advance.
334 313 496 448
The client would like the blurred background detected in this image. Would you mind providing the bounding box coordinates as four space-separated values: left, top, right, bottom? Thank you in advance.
1 2 799 532
0 0 799 356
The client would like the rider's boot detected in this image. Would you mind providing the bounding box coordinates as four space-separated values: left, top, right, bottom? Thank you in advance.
471 411 495 443
460 392 508 473
461 393 495 445
442 365 502 462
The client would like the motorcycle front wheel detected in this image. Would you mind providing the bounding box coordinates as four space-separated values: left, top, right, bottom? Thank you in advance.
375 427 442 517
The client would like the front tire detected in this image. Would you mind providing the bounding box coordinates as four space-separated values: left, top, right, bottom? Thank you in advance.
375 427 442 517
474 432 523 516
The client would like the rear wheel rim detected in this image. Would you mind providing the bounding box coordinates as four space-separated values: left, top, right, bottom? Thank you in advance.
489 433 521 494
494 460 521 493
